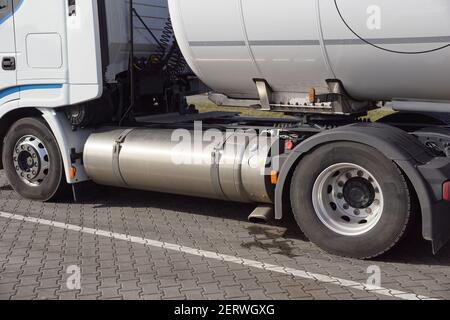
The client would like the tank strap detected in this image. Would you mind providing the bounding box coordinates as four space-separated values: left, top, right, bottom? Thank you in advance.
112 128 135 186
210 138 228 201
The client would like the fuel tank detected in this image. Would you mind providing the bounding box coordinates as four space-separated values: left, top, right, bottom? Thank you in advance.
83 128 276 203
168 0 450 102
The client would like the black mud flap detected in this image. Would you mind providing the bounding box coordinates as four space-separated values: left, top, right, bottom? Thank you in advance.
417 157 450 253
430 201 450 253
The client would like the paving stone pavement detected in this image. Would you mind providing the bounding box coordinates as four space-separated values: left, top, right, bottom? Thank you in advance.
0 171 449 300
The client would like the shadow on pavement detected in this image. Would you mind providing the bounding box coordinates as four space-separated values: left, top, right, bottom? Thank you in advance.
2 178 450 266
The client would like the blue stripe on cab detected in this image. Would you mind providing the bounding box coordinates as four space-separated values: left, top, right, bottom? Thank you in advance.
0 84 63 100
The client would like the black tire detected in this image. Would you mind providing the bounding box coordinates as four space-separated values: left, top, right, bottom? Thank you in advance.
290 142 412 259
2 117 67 201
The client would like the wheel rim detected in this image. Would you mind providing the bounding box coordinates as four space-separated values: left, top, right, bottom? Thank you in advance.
312 163 384 236
13 135 50 187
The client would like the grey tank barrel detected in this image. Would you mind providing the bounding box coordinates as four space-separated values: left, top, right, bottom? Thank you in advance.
83 128 276 204
169 0 450 103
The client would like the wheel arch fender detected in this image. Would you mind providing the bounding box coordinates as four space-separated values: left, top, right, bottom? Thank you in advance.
38 108 93 184
0 105 92 184
275 122 435 241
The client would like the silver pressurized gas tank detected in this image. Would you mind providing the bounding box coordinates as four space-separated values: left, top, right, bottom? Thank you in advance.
83 128 276 204
168 0 450 102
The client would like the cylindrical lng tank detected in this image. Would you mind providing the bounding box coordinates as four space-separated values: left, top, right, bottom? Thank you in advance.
168 0 450 102
83 128 276 204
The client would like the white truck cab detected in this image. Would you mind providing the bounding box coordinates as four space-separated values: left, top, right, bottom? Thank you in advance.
0 0 102 110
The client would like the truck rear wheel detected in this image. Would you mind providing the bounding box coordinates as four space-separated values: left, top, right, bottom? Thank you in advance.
290 142 412 259
2 117 67 201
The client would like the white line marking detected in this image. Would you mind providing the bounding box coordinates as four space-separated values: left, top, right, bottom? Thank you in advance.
0 212 437 300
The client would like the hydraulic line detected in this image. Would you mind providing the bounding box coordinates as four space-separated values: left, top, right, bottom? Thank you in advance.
132 9 187 79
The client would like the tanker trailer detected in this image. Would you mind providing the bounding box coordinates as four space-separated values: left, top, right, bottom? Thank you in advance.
0 0 449 259
169 0 450 114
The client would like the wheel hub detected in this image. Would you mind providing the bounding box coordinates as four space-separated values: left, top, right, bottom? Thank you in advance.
343 177 375 209
13 136 50 186
312 163 384 236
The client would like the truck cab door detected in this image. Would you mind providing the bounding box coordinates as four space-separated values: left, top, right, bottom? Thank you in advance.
0 0 17 101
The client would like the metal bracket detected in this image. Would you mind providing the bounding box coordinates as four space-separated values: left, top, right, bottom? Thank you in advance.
255 80 272 111
326 79 346 95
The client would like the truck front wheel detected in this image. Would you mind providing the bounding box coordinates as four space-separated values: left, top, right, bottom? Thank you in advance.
290 142 412 259
2 117 67 201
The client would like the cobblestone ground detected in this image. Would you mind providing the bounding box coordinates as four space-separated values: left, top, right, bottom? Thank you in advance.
0 171 449 300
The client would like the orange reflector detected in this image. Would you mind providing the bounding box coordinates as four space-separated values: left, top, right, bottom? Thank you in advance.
444 181 450 202
271 171 279 185
69 166 77 179
308 88 316 104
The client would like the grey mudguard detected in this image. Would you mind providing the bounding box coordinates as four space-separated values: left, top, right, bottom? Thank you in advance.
275 122 450 253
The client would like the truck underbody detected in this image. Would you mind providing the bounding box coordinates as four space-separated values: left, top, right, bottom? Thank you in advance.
0 0 449 259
